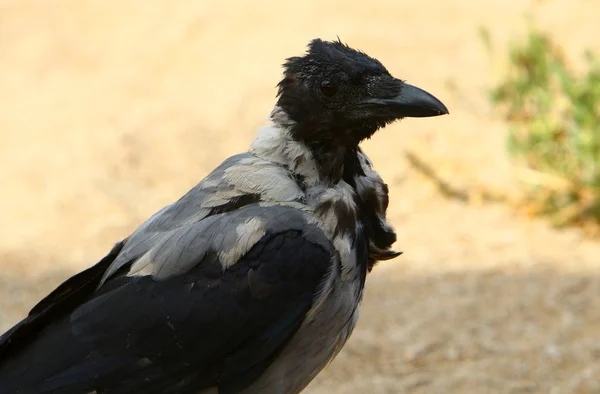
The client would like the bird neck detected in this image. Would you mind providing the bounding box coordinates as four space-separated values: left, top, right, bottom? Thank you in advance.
250 107 356 187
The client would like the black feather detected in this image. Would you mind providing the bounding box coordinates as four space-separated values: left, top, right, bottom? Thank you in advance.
0 230 331 394
0 241 125 361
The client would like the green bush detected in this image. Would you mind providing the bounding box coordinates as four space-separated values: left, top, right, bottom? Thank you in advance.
488 27 600 232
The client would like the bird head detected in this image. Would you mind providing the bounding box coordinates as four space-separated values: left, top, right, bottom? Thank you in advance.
276 38 448 147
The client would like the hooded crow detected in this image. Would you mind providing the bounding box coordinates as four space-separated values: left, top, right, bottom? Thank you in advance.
0 38 448 394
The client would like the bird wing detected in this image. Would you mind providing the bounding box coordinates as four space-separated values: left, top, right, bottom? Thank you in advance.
0 155 334 394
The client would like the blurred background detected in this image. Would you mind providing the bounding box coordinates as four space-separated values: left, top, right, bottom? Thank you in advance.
1 0 599 392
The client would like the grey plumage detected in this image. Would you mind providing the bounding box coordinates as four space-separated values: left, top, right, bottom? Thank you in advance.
0 38 448 393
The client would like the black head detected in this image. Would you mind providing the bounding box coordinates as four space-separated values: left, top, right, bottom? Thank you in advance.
276 38 448 148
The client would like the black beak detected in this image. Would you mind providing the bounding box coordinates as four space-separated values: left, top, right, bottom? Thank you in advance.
360 81 449 118
388 83 449 117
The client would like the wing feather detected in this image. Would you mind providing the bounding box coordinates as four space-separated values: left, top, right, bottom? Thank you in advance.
0 213 333 394
0 153 334 393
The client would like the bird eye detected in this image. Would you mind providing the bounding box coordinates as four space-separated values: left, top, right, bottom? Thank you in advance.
320 80 337 97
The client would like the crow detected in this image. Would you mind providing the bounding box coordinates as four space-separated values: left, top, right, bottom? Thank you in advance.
0 38 448 394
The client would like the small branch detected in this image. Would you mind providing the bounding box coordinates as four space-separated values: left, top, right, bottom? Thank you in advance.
404 151 469 202
404 151 512 204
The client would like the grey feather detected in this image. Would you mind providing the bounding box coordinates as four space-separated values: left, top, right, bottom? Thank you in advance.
122 205 330 281
101 146 332 285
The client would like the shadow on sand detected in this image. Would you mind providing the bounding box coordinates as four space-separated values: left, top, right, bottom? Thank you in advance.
1 261 599 394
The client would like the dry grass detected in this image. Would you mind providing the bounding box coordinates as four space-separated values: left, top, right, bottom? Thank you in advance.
1 1 600 393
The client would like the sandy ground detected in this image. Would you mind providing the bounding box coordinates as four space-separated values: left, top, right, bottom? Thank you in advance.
1 0 600 392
